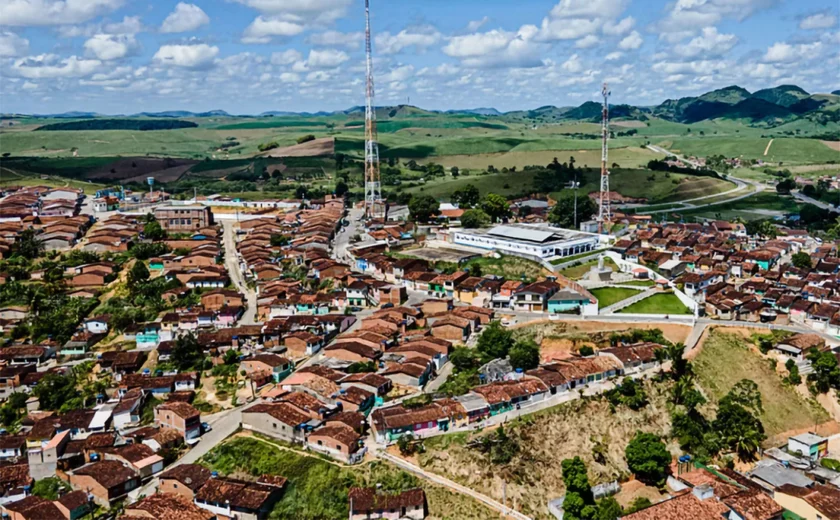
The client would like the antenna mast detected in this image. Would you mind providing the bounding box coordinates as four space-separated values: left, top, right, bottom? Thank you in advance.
598 83 611 234
363 0 383 219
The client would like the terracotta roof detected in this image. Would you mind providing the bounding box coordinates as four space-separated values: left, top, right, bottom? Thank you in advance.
73 461 138 489
247 354 291 368
124 493 213 520
621 491 730 520
310 424 360 446
195 476 285 510
245 402 311 427
4 496 66 520
722 490 784 520
57 490 90 511
156 402 200 420
776 483 840 519
348 487 426 513
326 411 366 432
158 464 211 491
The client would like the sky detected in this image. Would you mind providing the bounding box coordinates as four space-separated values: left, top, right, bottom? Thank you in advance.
1 0 839 115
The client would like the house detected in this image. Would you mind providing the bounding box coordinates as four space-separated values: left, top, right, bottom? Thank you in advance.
283 331 324 357
84 315 110 334
240 354 293 384
788 432 828 462
307 424 365 464
201 289 244 311
0 464 32 506
1 495 68 520
68 460 140 506
121 493 213 520
430 315 471 342
348 487 427 520
241 403 311 445
154 402 201 443
154 205 213 231
773 334 825 361
0 436 26 460
100 443 164 479
547 288 595 314
774 483 840 520
370 403 452 443
158 464 212 500
514 280 560 312
194 475 286 520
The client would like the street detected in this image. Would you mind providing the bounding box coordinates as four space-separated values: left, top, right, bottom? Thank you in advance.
221 220 258 325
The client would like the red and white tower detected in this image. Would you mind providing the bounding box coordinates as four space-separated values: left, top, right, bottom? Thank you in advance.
598 83 611 234
363 0 384 219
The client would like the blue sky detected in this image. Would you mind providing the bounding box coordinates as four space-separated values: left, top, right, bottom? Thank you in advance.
1 0 838 114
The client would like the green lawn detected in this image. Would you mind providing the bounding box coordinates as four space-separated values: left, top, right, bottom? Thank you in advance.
620 280 656 287
618 292 692 314
200 436 499 520
559 257 618 280
693 330 829 440
589 287 642 308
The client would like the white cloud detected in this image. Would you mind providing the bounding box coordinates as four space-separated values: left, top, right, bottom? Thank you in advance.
800 12 837 30
444 30 519 58
562 54 583 73
605 51 623 61
153 43 218 68
271 49 302 65
602 16 634 35
376 28 441 55
0 32 29 57
232 0 352 25
575 34 600 48
466 16 489 32
443 27 545 68
279 72 300 83
306 48 348 68
674 27 737 58
160 3 210 33
1 0 124 26
307 30 362 49
549 0 629 19
242 16 304 43
12 54 102 78
382 64 414 83
83 33 138 60
655 0 778 38
618 30 642 50
652 59 727 76
22 81 38 90
538 17 601 40
104 15 142 34
763 41 822 63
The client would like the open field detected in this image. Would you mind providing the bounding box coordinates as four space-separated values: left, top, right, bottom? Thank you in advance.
425 146 662 170
201 435 499 520
464 255 548 281
677 192 802 222
693 330 831 442
0 167 106 192
590 287 643 308
416 380 676 519
618 292 692 315
660 137 840 165
559 257 618 280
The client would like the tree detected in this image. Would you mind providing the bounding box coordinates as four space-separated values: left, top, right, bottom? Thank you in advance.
128 260 150 287
745 219 777 239
722 379 763 415
31 477 70 501
713 398 765 461
143 220 166 240
460 209 490 229
449 347 481 372
171 332 204 371
790 252 812 270
270 234 290 247
334 179 349 197
596 497 623 520
408 194 440 223
625 432 671 485
775 178 796 194
509 339 540 370
451 166 460 177
452 184 480 208
476 320 514 362
13 229 43 259
562 457 595 520
548 192 597 229
33 373 78 411
296 134 316 144
807 349 840 393
480 193 512 223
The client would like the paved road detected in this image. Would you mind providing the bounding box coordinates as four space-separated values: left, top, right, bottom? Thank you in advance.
334 207 366 263
793 190 838 213
221 220 258 325
375 450 533 520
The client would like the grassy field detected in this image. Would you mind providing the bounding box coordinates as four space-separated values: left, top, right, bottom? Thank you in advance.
416 380 676 519
677 192 802 222
200 436 499 520
693 330 830 441
590 287 643 308
0 167 106 193
465 255 547 281
618 292 692 314
619 280 657 287
559 257 618 280
660 136 840 165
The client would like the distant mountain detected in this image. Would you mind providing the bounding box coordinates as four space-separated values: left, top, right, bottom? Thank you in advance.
446 108 503 116
697 85 751 105
833 90 840 96
504 105 573 121
28 111 102 119
132 110 230 118
560 101 647 122
750 85 810 107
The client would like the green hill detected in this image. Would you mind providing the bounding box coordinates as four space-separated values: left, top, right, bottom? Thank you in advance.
698 85 751 104
751 85 811 107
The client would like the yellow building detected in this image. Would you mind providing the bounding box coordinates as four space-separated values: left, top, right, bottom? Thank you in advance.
774 484 840 520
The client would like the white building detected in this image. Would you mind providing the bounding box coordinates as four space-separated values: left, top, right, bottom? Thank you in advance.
452 224 600 259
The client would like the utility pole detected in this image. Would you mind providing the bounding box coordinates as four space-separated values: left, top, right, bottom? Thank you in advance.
598 83 611 234
363 0 383 219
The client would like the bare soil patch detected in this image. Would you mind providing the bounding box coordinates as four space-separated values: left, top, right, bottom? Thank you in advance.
821 140 840 152
612 120 647 128
263 137 335 157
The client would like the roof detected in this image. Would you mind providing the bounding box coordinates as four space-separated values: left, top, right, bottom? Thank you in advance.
348 487 426 513
158 464 212 491
73 461 138 489
57 490 90 511
124 493 214 520
309 424 360 446
3 496 66 520
195 476 285 510
156 402 200 420
245 402 311 427
488 225 554 243
790 432 826 446
620 491 730 520
247 354 291 368
722 490 785 520
750 461 814 489
776 483 840 518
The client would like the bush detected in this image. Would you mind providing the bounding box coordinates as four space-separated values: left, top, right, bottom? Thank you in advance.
297 134 316 144
625 432 671 486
